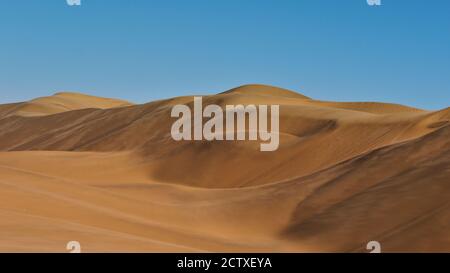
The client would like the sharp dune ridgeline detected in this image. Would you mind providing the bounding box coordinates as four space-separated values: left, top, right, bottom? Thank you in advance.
0 84 449 252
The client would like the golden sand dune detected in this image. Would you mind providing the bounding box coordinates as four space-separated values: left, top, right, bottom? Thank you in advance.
0 92 132 118
0 84 448 252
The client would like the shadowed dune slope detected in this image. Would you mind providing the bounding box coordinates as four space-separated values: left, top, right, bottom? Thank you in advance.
281 124 450 252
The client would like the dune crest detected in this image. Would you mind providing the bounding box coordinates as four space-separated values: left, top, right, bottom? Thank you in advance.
221 84 311 99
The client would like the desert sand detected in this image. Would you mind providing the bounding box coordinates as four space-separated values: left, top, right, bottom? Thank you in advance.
0 84 449 252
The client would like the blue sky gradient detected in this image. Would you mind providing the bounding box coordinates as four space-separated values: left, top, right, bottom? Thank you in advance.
1 0 449 109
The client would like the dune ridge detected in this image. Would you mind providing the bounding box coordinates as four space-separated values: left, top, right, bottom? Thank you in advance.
0 92 133 118
0 84 448 252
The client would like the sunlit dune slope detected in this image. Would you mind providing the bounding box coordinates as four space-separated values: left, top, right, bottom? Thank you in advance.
221 84 311 99
0 92 132 117
0 84 449 252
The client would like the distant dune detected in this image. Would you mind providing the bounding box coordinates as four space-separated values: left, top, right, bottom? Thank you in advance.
0 84 448 252
0 92 132 117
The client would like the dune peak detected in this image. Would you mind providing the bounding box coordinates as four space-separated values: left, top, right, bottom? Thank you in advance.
221 84 311 100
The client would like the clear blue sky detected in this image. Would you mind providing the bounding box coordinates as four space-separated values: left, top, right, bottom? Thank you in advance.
1 0 449 110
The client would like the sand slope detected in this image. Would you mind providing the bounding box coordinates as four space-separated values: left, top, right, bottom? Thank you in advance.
0 92 132 118
0 85 448 252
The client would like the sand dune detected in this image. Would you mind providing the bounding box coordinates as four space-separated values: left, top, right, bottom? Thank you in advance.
0 84 448 252
0 92 132 118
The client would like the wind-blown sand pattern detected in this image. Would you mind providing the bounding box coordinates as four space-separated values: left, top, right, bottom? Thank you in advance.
0 84 449 252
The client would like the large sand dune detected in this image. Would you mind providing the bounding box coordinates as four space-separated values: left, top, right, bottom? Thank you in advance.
0 92 132 118
0 84 448 252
